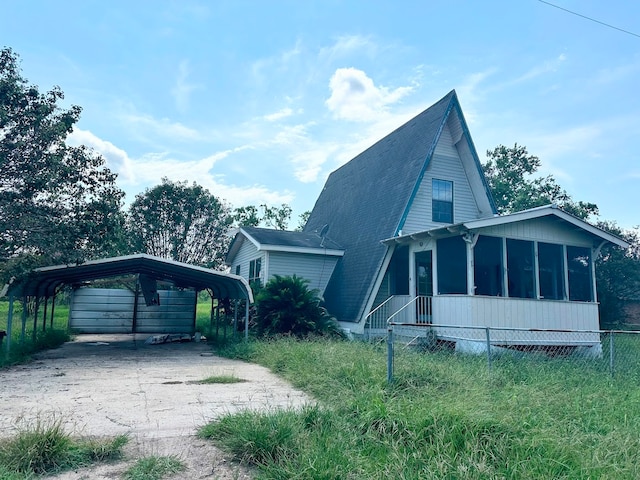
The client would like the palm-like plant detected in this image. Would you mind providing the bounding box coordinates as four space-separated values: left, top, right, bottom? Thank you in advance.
254 275 342 338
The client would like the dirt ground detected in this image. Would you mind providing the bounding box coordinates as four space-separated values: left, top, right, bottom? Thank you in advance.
0 334 312 479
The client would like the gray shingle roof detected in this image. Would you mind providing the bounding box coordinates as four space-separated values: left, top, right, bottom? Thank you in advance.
303 90 467 322
240 226 342 251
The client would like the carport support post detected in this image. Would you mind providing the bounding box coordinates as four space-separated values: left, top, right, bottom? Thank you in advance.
42 296 48 332
50 293 56 329
20 296 27 344
32 296 40 343
233 300 238 338
244 298 249 341
215 302 220 337
5 293 14 357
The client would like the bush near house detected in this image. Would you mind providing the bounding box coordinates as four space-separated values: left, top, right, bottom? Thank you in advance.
253 275 343 338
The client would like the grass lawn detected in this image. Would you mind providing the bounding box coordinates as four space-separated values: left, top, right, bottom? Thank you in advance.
0 300 71 368
202 337 640 479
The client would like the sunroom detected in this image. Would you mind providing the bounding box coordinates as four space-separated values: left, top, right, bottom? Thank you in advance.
366 205 629 353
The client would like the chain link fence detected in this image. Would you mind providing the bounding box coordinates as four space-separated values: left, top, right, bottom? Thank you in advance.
385 323 640 383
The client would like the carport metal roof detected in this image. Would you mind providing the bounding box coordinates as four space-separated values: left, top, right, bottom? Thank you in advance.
8 254 253 302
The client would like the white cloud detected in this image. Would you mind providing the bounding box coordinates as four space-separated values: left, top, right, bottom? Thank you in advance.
325 68 413 122
290 145 339 183
514 54 567 84
68 128 135 182
318 35 376 64
123 113 203 141
264 107 294 122
171 60 200 113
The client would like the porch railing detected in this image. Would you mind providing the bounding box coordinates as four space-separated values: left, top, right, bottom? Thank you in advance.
364 295 432 338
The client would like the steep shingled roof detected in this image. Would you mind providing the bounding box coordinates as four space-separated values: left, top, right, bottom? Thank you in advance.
303 90 492 322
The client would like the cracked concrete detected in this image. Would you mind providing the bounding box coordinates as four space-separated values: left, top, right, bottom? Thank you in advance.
0 334 311 479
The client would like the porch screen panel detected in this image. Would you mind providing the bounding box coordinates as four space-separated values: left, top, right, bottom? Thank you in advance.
506 239 535 299
567 246 592 302
437 236 467 294
474 235 503 296
538 242 565 300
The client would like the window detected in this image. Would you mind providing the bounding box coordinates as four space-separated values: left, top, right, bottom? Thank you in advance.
437 236 467 294
567 246 592 302
249 258 261 286
235 265 241 276
538 242 565 300
432 179 453 223
474 235 503 296
506 239 535 298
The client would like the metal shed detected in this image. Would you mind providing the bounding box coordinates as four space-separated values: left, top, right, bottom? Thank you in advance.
2 254 254 354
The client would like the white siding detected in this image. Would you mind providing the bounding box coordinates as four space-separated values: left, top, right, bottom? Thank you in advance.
478 218 594 246
230 238 262 279
403 122 484 234
70 288 196 334
267 252 339 295
431 295 600 345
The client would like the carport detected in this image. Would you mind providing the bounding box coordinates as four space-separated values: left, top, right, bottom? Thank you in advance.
2 254 254 355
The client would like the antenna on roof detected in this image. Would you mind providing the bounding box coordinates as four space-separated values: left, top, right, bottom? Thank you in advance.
319 224 329 247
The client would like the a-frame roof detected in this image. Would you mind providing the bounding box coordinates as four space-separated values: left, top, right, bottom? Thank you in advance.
304 90 493 322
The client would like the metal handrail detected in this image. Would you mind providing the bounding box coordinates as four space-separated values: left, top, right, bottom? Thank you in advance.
386 295 429 324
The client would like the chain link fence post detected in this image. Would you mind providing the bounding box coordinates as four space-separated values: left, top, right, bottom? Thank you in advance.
485 327 492 373
387 326 394 384
609 330 615 378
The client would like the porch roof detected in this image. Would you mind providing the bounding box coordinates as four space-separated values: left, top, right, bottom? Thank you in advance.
382 204 630 249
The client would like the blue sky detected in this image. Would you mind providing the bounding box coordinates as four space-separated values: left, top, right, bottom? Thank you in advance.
4 0 640 229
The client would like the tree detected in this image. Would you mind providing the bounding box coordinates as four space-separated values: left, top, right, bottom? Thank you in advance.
127 178 232 268
483 144 598 219
296 210 311 231
233 203 292 230
253 274 343 338
594 221 640 327
0 48 125 282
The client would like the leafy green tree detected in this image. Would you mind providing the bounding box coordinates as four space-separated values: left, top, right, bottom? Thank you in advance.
233 203 292 230
296 210 311 231
594 221 640 327
0 47 124 282
254 274 343 338
483 144 598 219
127 178 232 268
232 205 261 227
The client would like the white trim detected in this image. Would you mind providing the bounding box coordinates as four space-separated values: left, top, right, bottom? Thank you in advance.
257 245 345 256
384 205 629 249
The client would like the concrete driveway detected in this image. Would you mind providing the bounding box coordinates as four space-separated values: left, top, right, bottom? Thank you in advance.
0 334 311 479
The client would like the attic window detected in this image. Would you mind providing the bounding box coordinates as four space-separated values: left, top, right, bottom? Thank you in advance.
432 179 453 223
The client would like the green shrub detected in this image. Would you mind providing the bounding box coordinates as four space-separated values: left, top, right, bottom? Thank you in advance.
253 275 343 338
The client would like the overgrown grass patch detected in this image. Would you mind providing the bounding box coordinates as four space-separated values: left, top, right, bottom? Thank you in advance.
196 374 246 384
204 337 640 479
123 455 184 480
0 416 127 477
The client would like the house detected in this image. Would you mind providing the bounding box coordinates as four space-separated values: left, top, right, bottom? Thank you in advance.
226 226 344 295
227 90 629 351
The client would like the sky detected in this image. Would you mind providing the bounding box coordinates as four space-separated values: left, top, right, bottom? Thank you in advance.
3 0 640 229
